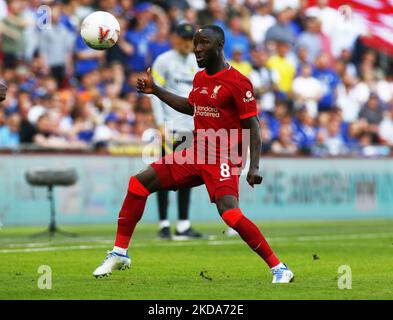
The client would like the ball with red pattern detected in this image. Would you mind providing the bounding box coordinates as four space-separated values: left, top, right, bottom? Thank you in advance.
81 11 120 50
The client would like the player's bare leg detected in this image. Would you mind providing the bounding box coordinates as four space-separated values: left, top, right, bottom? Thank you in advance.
216 195 294 283
93 166 160 278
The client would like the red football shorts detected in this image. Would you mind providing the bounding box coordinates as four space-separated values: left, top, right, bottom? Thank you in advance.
150 149 240 203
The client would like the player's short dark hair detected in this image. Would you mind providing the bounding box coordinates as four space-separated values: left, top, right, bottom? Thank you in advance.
200 25 225 44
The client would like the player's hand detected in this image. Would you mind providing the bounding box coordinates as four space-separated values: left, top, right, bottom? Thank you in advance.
136 68 156 94
0 82 7 102
246 168 263 188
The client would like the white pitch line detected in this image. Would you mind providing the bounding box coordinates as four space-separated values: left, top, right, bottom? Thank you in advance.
0 239 114 248
0 232 392 254
0 236 115 246
0 236 218 248
0 245 110 253
296 232 393 241
0 239 241 253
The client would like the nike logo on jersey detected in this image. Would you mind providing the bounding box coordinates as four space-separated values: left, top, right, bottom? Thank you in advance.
219 177 231 182
199 87 208 94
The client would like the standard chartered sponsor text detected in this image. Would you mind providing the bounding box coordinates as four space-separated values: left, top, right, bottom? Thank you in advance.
194 104 220 117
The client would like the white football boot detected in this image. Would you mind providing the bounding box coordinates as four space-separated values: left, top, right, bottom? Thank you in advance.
93 251 131 278
271 263 294 283
225 227 239 237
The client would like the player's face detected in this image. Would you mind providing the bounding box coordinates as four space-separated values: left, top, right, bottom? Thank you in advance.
174 35 194 55
193 30 219 68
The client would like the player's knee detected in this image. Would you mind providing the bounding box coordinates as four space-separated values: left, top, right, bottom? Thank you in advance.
134 166 161 193
216 194 238 215
221 208 243 228
128 176 150 197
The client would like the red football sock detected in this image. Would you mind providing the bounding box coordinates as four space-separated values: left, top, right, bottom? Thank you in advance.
222 208 280 268
114 176 150 249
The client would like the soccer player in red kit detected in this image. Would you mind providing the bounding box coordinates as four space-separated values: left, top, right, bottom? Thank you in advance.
93 25 294 283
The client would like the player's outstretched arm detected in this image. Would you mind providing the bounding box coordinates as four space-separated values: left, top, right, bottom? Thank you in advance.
241 116 263 188
136 68 194 116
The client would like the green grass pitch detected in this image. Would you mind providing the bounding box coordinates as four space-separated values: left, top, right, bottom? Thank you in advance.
1 219 393 300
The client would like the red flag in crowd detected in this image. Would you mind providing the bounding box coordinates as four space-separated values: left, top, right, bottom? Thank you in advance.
308 0 393 56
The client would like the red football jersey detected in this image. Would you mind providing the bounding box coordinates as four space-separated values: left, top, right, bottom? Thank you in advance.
188 65 257 164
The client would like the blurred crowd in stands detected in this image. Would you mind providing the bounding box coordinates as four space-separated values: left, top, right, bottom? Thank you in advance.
0 0 392 156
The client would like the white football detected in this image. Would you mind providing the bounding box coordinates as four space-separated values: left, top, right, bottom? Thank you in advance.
80 11 120 50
